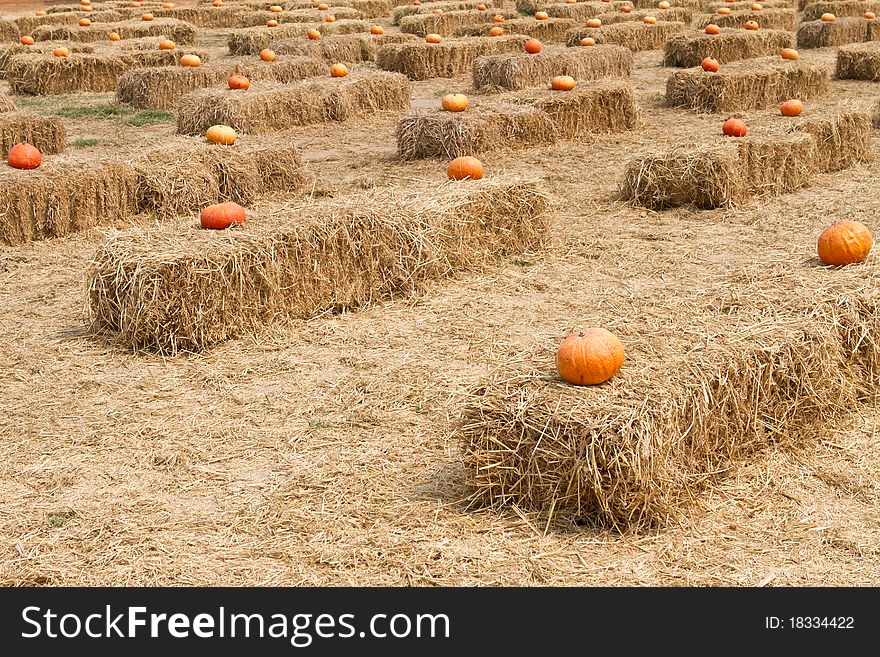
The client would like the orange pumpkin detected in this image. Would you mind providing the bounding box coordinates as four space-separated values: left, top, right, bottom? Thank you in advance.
705 23 721 34
580 37 595 46
586 18 602 27
228 75 250 90
866 12 876 20
212 0 224 5
644 15 657 24
260 48 276 61
477 3 487 9
206 124 237 145
426 33 442 43
131 1 142 6
779 99 803 116
717 7 731 14
620 5 632 12
550 75 575 91
492 14 505 23
53 47 71 57
722 118 747 137
159 39 176 50
658 0 671 8
441 93 468 111
447 156 483 180
200 202 246 230
142 13 154 21
330 63 348 77
751 2 763 9
108 32 121 41
307 28 321 40
82 5 92 11
267 19 279 27
432 8 443 14
701 56 719 72
325 14 336 22
179 54 201 67
535 11 549 19
524 38 542 54
20 36 35 46
817 221 873 265
35 10 47 16
318 3 329 9
7 143 42 170
79 18 91 26
780 47 799 60
270 4 283 11
370 25 384 34
488 26 504 36
744 20 759 29
820 12 835 21
556 328 625 386
162 2 175 7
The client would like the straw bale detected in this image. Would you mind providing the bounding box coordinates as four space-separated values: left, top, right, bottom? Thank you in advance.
376 35 528 80
694 9 799 31
706 0 792 9
232 7 363 28
632 0 704 8
797 18 872 49
515 0 631 15
176 71 411 134
270 33 419 63
566 20 689 52
7 49 211 95
0 111 66 159
31 19 198 45
456 267 880 530
117 57 326 110
86 180 551 354
227 20 371 55
473 44 633 91
0 95 14 113
397 80 638 159
787 106 872 172
591 8 693 24
14 10 126 35
392 1 489 25
735 131 816 196
836 41 880 80
663 29 796 67
0 156 137 246
399 10 518 37
0 19 20 44
454 18 579 42
802 0 880 22
665 57 829 112
195 0 394 15
0 43 95 76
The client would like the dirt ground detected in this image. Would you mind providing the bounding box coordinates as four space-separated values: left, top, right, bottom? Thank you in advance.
0 0 878 586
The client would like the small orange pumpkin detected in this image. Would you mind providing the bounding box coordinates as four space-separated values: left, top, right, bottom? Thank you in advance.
580 37 595 46
701 56 719 72
441 93 469 111
705 23 721 34
586 18 602 28
447 156 483 180
53 47 71 57
535 11 549 19
270 4 283 11
644 15 657 24
488 26 504 36
7 143 42 170
260 48 276 61
159 39 176 50
744 20 759 29
477 3 487 9
20 36 35 46
330 63 348 77
318 3 330 9
551 75 575 90
717 7 731 14
722 117 747 137
817 221 873 265
426 33 442 43
820 12 835 21
228 75 250 90
556 328 625 386
108 32 121 41
658 0 671 8
325 14 336 22
307 28 322 40
79 18 91 26
162 2 175 7
370 25 384 34
206 124 237 145
492 14 505 23
432 8 443 14
780 47 799 60
200 202 246 230
751 2 763 9
142 13 154 21
524 38 542 54
779 99 803 117
266 19 279 27
179 54 201 67
620 5 632 12
866 12 876 20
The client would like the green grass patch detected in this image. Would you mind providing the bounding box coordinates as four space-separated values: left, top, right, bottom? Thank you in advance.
70 138 100 148
47 510 77 528
53 103 133 120
122 110 175 126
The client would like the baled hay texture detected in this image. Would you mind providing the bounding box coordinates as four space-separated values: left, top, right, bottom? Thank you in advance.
788 107 872 172
665 58 829 112
594 8 693 25
633 0 705 8
873 99 880 128
735 131 816 196
0 19 19 44
235 8 363 27
31 20 198 45
269 33 419 63
456 269 880 530
454 18 579 42
196 0 395 13
0 157 137 246
566 21 689 52
376 35 528 80
399 10 518 37
130 137 306 219
837 41 880 81
6 50 210 95
148 7 256 29
663 29 796 67
0 43 95 75
86 180 550 354
515 0 630 16
797 18 872 49
802 0 880 22
473 44 633 91
706 0 792 9
694 9 799 32
0 95 15 113
116 57 326 110
227 20 371 55
392 1 488 25
397 80 637 159
176 71 411 134
619 144 743 209
0 112 66 158
338 0 394 19
14 10 126 35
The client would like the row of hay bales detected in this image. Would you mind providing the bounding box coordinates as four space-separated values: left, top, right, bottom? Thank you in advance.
193 0 396 16
694 9 799 32
0 42 95 76
0 111 66 159
621 104 872 209
0 137 307 246
376 35 529 80
797 17 880 48
228 19 371 54
85 180 550 354
566 20 690 52
454 18 579 42
664 28 795 67
397 80 638 159
31 19 197 45
801 0 880 22
399 9 520 37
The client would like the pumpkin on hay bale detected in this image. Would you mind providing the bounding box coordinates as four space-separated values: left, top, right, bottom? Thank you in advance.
0 111 66 159
227 20 371 55
565 20 689 52
398 8 518 37
30 19 197 45
268 32 419 64
376 35 528 80
662 28 795 67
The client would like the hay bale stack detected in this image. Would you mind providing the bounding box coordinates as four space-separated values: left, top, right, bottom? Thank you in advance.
0 112 66 158
117 57 326 110
130 137 306 219
176 71 411 134
14 10 127 35
592 8 693 25
147 7 255 29
456 269 880 529
632 0 704 8
399 9 518 37
376 35 528 80
836 41 880 80
788 106 872 172
0 43 96 75
473 44 633 91
706 0 792 9
802 0 880 22
231 7 363 27
195 0 394 15
516 0 630 15
567 21 689 52
663 29 796 67
227 20 371 55
392 1 488 25
270 33 419 63
31 19 198 45
0 19 20 44
797 18 872 49
86 180 550 354
0 157 137 246
454 18 579 42
397 80 638 159
665 57 829 112
7 50 211 95
694 9 799 32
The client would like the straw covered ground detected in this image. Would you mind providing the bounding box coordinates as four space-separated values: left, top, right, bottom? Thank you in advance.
837 41 880 81
663 29 796 68
269 33 419 63
0 111 66 158
7 49 211 95
397 80 638 159
116 57 326 110
176 71 412 134
566 21 689 52
376 36 529 80
665 57 830 112
694 9 799 31
797 17 875 49
399 9 518 37
31 19 198 45
227 20 371 55
86 180 550 354
473 44 633 91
